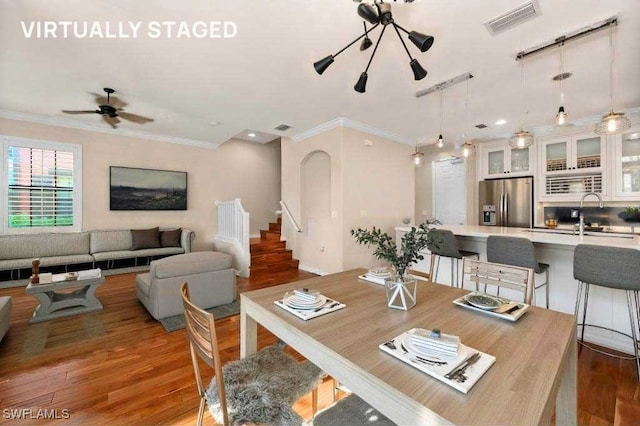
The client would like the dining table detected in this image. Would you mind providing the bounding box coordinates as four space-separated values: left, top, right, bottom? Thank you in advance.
240 268 577 425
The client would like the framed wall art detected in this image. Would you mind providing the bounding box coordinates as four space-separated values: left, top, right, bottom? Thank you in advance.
110 166 187 210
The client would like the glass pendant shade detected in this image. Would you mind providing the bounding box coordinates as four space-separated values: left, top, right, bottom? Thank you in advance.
354 72 368 93
555 106 568 125
437 134 444 148
461 141 475 158
595 111 631 135
410 59 427 80
509 129 534 148
314 55 334 75
412 149 424 167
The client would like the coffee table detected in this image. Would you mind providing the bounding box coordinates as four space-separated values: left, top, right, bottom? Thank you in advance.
25 272 105 324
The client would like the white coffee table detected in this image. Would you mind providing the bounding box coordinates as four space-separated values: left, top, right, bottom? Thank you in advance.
25 271 105 324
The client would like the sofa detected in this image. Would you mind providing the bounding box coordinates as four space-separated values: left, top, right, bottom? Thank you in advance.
136 251 236 320
0 296 12 342
0 228 194 278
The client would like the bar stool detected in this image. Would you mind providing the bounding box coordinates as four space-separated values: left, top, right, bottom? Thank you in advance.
573 244 640 381
428 229 479 287
486 236 550 308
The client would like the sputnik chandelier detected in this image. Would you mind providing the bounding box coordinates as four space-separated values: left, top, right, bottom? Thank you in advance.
314 0 435 93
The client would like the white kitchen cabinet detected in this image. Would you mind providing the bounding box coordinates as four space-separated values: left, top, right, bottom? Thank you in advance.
538 132 608 201
478 140 533 180
611 127 640 200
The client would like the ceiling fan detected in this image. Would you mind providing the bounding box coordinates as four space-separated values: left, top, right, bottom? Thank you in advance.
62 88 154 129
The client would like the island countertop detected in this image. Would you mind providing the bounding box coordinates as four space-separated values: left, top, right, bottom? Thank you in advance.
395 224 640 250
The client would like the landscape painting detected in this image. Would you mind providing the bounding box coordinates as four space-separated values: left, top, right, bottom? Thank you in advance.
110 166 187 210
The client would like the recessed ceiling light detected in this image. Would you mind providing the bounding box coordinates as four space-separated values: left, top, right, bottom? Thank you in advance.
248 133 256 138
209 120 220 126
495 119 507 126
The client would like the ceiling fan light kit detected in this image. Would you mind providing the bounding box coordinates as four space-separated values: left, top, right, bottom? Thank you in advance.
315 0 434 93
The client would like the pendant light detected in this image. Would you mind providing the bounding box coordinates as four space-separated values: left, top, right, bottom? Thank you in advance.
461 78 475 158
555 42 568 125
437 89 444 148
412 97 425 166
509 60 534 148
595 25 631 135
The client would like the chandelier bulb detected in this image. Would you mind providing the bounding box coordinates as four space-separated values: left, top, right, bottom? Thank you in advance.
608 117 617 132
555 106 567 126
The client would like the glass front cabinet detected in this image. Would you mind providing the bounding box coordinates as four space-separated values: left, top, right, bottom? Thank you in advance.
479 140 533 179
612 127 640 200
538 133 607 201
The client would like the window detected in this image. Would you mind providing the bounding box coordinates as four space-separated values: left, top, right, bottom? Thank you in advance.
1 136 82 233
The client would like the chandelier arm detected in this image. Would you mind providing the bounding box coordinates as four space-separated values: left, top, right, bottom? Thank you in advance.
363 21 369 36
363 24 388 73
393 22 410 35
392 23 414 60
334 23 380 58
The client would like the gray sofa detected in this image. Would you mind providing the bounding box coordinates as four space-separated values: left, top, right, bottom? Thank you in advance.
0 228 194 278
136 251 236 320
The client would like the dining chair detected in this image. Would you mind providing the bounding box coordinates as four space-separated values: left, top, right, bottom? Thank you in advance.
462 258 535 305
486 235 550 308
573 244 640 381
180 282 323 426
428 229 479 287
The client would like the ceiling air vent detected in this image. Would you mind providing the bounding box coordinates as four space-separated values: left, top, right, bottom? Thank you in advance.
484 0 541 36
274 124 292 131
475 124 488 129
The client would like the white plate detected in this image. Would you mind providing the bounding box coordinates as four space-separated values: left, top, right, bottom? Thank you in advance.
284 294 327 310
464 293 503 310
401 332 454 360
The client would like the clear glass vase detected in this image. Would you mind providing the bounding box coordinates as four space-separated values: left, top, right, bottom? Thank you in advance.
385 273 417 311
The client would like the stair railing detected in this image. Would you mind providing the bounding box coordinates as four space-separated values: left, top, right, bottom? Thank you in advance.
214 199 250 276
280 200 302 233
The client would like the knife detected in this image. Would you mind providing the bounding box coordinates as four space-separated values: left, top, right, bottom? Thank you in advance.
444 352 480 380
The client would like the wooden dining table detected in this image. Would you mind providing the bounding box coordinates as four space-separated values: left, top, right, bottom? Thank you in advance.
240 269 577 425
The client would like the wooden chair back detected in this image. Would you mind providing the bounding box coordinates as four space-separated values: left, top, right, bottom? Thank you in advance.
181 282 229 426
462 258 535 304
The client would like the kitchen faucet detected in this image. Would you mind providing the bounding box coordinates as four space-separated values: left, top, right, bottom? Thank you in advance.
578 192 604 236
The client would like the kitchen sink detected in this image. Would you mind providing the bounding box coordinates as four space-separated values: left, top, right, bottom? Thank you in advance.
521 228 635 239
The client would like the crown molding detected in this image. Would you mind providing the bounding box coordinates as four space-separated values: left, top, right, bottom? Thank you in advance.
0 109 221 149
291 117 413 145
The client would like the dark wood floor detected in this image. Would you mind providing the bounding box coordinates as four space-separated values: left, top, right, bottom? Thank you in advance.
1 270 639 425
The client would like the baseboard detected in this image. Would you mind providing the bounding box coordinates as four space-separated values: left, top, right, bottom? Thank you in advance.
249 233 260 239
298 265 329 276
581 325 635 355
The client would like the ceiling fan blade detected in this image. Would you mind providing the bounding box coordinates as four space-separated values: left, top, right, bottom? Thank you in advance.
62 109 99 114
102 115 120 129
117 111 154 124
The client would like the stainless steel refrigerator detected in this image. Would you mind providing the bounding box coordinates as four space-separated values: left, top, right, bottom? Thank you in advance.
479 177 533 228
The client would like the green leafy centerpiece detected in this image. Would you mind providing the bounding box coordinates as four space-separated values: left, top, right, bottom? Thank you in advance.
351 221 436 310
618 206 640 222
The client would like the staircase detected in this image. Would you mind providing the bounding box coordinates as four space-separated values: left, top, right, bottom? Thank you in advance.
250 217 299 276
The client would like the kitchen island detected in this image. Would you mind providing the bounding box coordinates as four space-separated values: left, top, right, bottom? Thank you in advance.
396 224 640 354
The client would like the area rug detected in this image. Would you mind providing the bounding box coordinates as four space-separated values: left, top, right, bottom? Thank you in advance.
159 300 241 332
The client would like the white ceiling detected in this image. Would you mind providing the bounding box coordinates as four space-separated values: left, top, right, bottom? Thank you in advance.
1 0 639 149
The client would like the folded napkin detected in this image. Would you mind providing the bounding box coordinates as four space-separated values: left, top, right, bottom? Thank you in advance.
293 289 320 302
410 329 460 357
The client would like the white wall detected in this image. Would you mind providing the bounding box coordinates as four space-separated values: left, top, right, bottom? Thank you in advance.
281 126 415 274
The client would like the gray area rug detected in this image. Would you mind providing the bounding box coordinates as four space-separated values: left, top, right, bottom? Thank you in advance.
313 394 396 426
160 300 241 332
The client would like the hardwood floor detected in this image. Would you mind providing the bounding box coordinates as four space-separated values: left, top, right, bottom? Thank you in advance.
1 270 639 425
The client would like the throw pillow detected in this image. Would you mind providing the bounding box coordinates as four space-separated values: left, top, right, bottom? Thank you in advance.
160 228 182 247
131 227 160 250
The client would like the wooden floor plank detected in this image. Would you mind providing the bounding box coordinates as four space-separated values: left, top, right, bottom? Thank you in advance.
1 268 639 424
